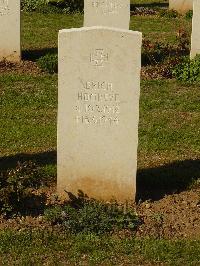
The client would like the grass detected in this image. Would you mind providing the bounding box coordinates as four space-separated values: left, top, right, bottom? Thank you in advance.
139 80 200 158
1 75 199 165
0 230 199 265
130 16 191 44
22 13 83 52
0 3 200 264
1 75 199 202
22 11 191 55
0 74 57 155
9 10 195 169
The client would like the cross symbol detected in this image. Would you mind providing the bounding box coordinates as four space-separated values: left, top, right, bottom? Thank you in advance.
90 49 109 67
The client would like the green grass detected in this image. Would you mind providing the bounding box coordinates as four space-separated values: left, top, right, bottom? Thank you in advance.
0 74 57 155
1 75 199 164
131 16 191 44
139 80 200 159
0 7 200 265
22 13 83 52
1 9 198 191
0 230 199 265
22 11 191 54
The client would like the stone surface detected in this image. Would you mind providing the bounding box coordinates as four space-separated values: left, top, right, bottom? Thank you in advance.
191 0 200 59
0 0 21 62
84 0 130 29
58 26 142 202
169 0 193 13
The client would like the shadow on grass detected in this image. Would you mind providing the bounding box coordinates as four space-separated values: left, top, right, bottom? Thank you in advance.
130 2 168 11
0 151 56 171
22 48 58 62
1 153 199 202
137 159 200 201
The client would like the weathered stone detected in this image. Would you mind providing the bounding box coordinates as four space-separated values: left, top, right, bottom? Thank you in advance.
84 0 130 29
0 0 21 62
191 0 200 59
58 26 142 202
169 0 193 13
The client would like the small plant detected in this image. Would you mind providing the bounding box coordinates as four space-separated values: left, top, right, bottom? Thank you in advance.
45 192 140 234
22 0 84 13
185 10 193 20
131 7 157 16
0 161 46 215
159 9 179 18
37 54 58 74
148 56 183 79
21 0 47 12
189 178 200 189
176 29 190 54
48 0 84 13
151 212 164 224
172 55 200 83
142 35 190 69
142 39 170 65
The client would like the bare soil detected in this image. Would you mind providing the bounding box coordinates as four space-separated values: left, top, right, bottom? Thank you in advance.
0 186 199 239
0 59 167 79
0 60 41 75
136 188 200 239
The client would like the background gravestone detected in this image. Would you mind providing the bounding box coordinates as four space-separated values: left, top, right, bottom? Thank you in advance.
191 0 200 59
0 0 21 62
84 0 130 29
58 27 142 201
169 0 193 13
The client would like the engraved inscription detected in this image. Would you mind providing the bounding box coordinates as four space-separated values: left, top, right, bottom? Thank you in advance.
80 80 113 91
91 0 125 14
0 0 9 15
90 49 108 67
77 92 119 102
75 79 120 126
76 115 119 125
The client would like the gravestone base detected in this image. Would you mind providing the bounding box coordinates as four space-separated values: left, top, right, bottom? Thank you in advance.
0 50 21 62
0 0 21 62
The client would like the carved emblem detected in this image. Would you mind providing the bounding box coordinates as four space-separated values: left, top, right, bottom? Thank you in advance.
90 49 109 67
91 0 121 14
0 0 9 15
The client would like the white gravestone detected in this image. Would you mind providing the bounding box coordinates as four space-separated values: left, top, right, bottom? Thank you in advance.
169 0 193 13
84 0 130 29
0 0 21 62
191 0 200 59
58 26 142 202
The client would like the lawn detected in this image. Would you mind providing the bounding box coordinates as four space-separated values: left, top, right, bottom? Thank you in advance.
0 2 200 265
0 230 200 265
22 12 191 51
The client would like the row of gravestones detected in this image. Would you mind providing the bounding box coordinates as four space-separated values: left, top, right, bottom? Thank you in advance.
57 0 199 201
0 0 199 61
0 0 199 201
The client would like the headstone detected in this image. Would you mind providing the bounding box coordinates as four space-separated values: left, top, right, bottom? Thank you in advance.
191 0 200 59
169 0 193 13
0 0 21 62
58 26 142 202
84 0 130 29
